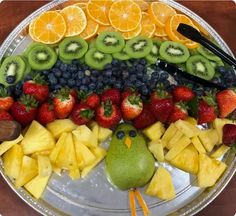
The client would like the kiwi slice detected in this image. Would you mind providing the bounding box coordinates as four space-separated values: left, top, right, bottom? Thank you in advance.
186 55 215 80
112 49 130 61
59 36 88 60
89 39 96 49
210 60 224 69
125 36 153 59
21 56 31 76
0 56 26 86
159 41 190 64
197 45 221 62
189 48 199 56
85 48 112 70
23 42 43 57
96 31 125 54
146 39 162 64
28 44 57 70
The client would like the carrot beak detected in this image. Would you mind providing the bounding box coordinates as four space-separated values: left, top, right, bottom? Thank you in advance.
125 136 132 149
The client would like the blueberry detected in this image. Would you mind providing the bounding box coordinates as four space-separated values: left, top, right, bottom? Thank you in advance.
62 72 71 79
103 77 109 84
114 81 122 89
129 130 137 137
91 70 99 76
137 71 143 79
97 75 103 83
41 70 49 76
142 74 149 82
85 70 91 76
89 83 96 91
105 69 112 77
68 64 77 73
116 131 125 139
77 71 84 79
48 74 58 85
112 59 119 66
122 70 129 79
141 85 149 96
82 65 89 70
59 78 67 85
135 80 143 87
6 76 16 84
53 68 62 78
55 60 62 68
76 80 81 88
68 79 76 88
97 82 104 90
80 85 88 92
109 76 116 84
72 59 79 65
105 64 112 70
212 77 221 84
136 64 144 72
140 59 147 65
60 63 68 72
90 76 97 82
151 71 159 79
130 74 136 82
54 84 61 91
129 67 136 74
217 66 226 74
82 77 90 85
160 72 168 80
121 62 127 69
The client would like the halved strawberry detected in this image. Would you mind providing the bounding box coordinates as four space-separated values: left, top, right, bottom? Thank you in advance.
0 87 14 111
78 91 100 109
167 102 188 123
71 103 94 125
172 86 195 102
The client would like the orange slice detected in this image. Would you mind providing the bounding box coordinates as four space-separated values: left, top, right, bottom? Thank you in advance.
140 13 156 38
165 14 195 43
79 19 99 40
28 18 40 42
86 0 113 26
109 0 142 32
185 40 200 49
148 2 176 28
192 20 209 36
74 2 87 10
60 5 87 37
32 11 66 44
154 25 167 37
122 24 142 40
133 0 149 11
97 25 117 34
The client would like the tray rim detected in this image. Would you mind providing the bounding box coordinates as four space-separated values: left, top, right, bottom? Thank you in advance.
0 1 235 216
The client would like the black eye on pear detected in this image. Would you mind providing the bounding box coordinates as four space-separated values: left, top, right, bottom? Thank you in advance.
129 130 137 137
116 130 125 139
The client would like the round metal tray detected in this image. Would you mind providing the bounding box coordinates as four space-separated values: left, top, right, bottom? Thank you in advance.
0 1 235 216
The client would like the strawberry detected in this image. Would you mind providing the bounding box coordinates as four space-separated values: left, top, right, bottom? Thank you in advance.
121 89 135 100
11 94 38 126
71 103 94 125
37 103 56 125
23 75 49 103
101 88 121 105
0 110 13 121
198 98 217 124
172 86 195 102
121 94 143 120
167 103 188 123
96 100 121 128
53 88 76 119
79 91 100 109
70 89 78 103
133 104 156 129
216 89 236 118
0 87 14 111
222 124 236 146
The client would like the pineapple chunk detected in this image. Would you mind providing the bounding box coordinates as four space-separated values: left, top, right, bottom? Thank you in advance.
72 125 98 147
174 120 200 138
198 129 218 152
198 154 227 187
145 166 176 200
15 156 38 188
38 156 52 177
185 117 197 125
165 136 191 161
81 147 106 178
73 134 96 168
46 119 77 139
21 121 55 155
52 165 61 176
191 136 206 154
3 144 23 179
143 122 165 141
69 168 81 180
89 121 99 139
98 126 112 143
169 144 199 174
0 134 23 156
24 174 50 199
148 140 164 162
161 123 178 148
56 133 77 170
166 130 183 150
211 145 230 158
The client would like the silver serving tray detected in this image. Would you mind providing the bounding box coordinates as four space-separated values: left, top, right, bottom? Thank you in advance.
0 1 235 215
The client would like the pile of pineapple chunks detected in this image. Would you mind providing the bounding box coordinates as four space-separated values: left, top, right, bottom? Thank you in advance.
0 119 112 199
143 117 233 200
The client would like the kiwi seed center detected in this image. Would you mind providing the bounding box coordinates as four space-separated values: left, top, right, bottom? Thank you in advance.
167 46 184 56
67 42 81 52
6 62 17 76
193 61 207 75
104 36 119 46
151 45 158 55
133 40 147 51
94 51 105 61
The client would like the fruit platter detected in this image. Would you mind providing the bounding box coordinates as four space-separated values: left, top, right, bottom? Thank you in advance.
0 0 236 216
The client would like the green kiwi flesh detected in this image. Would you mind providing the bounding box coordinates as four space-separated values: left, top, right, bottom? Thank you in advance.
21 56 31 76
210 60 224 69
112 49 130 60
96 31 125 54
197 45 221 62
146 39 162 64
23 42 43 57
0 56 26 86
59 56 72 65
85 48 112 70
159 41 190 64
125 36 153 59
186 55 215 80
28 44 57 70
59 36 88 60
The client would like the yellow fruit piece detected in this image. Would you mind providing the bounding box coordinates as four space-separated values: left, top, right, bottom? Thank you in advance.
21 121 55 155
97 25 117 34
0 134 23 156
184 40 199 49
145 166 176 200
81 147 106 178
15 156 38 188
192 20 209 36
24 174 50 199
98 126 113 143
165 136 191 161
148 140 164 162
154 25 167 37
174 119 201 138
133 0 149 11
191 136 206 154
38 155 52 177
79 18 99 40
122 24 142 40
211 145 230 159
169 144 199 174
185 116 197 125
198 154 227 187
198 129 219 152
32 11 66 44
74 2 88 10
47 119 77 139
28 18 40 42
61 5 87 37
143 121 165 141
109 0 142 32
140 13 156 38
87 0 113 26
166 130 183 150
3 144 23 179
69 168 81 180
148 2 176 28
89 121 99 139
161 123 178 148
